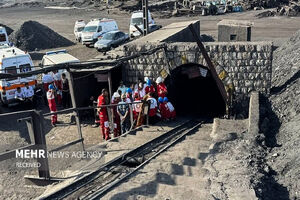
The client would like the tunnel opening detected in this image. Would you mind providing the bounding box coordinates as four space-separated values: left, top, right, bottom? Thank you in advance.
165 63 226 118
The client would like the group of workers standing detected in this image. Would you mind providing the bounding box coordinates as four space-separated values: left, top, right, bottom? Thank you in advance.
96 76 176 141
42 71 71 126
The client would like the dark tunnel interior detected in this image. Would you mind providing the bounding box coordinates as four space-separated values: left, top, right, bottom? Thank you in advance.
165 63 226 118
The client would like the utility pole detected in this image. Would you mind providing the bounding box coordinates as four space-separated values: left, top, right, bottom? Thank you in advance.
142 0 149 36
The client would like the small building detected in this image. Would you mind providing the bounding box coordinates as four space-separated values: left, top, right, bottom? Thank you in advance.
217 20 253 42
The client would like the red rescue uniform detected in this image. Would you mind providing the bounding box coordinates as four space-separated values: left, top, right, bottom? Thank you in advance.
145 85 155 95
112 99 121 137
148 97 158 117
157 83 167 98
166 102 176 119
47 90 57 125
97 94 110 140
159 102 170 120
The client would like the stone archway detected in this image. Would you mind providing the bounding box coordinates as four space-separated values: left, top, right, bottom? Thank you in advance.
164 63 226 117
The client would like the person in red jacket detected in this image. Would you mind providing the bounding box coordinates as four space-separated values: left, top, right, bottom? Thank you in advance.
47 84 57 126
164 97 176 120
158 97 169 120
97 88 110 140
144 79 155 96
156 76 167 98
111 92 121 137
147 93 160 124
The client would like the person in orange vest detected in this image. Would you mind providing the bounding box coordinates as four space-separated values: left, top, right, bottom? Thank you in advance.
164 97 176 120
111 92 121 137
97 88 110 140
47 84 57 127
156 76 168 98
158 97 169 121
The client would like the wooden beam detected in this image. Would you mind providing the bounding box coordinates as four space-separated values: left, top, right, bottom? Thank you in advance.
188 24 228 104
67 69 85 152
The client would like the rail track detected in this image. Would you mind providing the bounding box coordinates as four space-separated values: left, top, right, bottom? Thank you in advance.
40 119 203 200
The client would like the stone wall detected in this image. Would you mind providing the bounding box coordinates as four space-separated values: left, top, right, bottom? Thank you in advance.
123 41 273 97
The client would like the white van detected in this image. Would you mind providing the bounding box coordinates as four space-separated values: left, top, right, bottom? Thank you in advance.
81 18 118 47
74 20 86 42
129 11 155 38
0 45 36 105
41 49 80 76
0 26 9 46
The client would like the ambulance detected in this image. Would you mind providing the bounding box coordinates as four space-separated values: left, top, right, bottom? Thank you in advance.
0 45 36 105
0 26 9 46
81 18 118 47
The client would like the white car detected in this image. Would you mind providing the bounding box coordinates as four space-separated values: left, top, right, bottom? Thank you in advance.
74 20 86 42
81 18 118 47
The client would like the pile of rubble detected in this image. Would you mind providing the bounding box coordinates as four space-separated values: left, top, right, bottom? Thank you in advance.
256 2 300 18
258 29 300 199
9 20 74 51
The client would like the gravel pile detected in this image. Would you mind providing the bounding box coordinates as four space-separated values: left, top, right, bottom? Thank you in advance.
9 20 74 51
0 23 13 35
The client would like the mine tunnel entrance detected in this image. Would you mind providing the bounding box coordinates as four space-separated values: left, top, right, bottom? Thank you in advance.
165 63 226 117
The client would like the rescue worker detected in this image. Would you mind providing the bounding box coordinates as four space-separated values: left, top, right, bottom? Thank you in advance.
156 76 168 98
136 82 145 99
111 92 121 137
23 82 34 103
53 70 62 105
126 88 133 103
164 97 176 120
42 72 54 92
132 92 142 122
47 84 58 126
117 93 130 134
97 88 110 140
158 97 169 121
15 87 25 103
144 79 155 95
147 93 160 124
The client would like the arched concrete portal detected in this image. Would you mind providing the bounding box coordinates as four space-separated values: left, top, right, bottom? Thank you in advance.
165 63 226 117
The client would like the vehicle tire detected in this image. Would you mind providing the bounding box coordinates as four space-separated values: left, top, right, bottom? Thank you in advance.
78 37 81 43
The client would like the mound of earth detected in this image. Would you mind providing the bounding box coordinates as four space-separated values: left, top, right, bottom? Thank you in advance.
0 23 13 35
258 29 300 199
9 20 74 51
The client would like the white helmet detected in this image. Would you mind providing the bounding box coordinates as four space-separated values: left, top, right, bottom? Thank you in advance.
144 77 149 82
113 92 120 98
156 76 163 84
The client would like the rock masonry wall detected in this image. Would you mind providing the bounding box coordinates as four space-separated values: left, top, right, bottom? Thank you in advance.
123 41 273 97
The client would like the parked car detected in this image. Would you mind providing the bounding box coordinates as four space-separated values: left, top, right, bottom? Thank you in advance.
74 20 86 42
94 31 129 51
81 18 118 47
